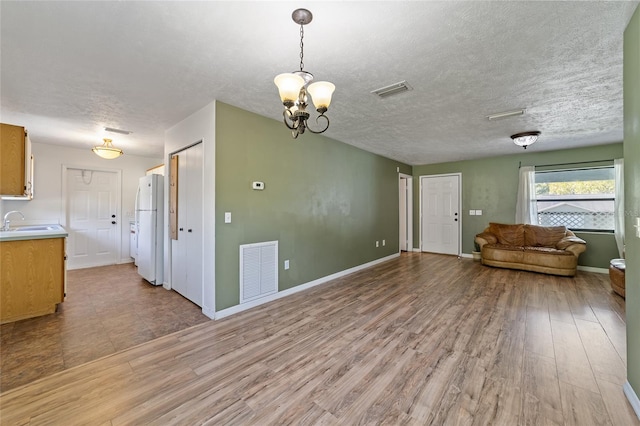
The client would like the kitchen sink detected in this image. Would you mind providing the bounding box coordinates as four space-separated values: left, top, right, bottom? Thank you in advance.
0 224 68 241
10 225 60 232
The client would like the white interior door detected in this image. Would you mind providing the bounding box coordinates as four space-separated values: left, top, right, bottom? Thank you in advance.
171 142 204 307
420 174 460 255
399 174 413 253
67 169 119 269
186 142 203 306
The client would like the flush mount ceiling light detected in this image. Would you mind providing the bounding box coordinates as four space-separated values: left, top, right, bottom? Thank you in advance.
92 138 123 159
511 131 541 149
274 8 335 139
487 109 526 121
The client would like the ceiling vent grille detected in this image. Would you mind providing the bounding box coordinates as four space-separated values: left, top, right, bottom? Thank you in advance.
371 81 412 98
104 127 132 135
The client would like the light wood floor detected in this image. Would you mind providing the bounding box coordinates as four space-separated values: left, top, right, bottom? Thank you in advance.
0 263 209 392
1 253 637 425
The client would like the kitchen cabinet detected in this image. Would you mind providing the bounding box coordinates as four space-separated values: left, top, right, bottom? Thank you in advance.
1 237 66 323
171 143 203 306
0 123 33 199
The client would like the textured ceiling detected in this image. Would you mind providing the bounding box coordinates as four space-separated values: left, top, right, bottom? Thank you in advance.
1 1 638 165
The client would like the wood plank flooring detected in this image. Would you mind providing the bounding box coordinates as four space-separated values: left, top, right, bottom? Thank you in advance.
0 253 637 425
0 264 209 392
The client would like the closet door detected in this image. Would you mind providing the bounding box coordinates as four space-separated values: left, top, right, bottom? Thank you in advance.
170 143 204 307
185 143 203 306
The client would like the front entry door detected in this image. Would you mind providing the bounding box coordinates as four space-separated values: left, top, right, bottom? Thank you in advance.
66 168 119 269
420 174 460 255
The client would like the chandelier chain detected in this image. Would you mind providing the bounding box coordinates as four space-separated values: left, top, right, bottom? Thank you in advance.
299 24 304 71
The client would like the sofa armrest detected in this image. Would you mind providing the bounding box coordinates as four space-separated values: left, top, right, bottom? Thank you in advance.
475 232 497 249
556 236 587 257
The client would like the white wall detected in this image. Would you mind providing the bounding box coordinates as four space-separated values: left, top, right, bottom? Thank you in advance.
164 100 216 319
0 142 162 263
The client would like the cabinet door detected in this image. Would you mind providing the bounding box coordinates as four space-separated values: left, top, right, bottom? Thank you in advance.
0 123 26 195
186 143 203 306
1 238 64 323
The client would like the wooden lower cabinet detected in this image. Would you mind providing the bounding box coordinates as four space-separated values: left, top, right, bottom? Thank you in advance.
0 238 65 324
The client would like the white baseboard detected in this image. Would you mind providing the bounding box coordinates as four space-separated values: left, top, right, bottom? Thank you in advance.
624 381 640 421
412 248 421 253
577 265 608 274
460 253 472 259
201 306 215 320
215 253 400 320
118 258 134 265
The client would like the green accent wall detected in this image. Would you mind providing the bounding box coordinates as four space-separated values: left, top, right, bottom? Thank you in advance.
412 144 623 268
624 4 640 404
215 102 411 311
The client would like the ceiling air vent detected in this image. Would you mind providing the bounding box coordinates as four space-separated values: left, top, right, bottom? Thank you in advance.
371 81 412 98
104 127 132 135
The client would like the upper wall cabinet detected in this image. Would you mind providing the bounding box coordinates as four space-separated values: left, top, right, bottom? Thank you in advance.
1 123 33 200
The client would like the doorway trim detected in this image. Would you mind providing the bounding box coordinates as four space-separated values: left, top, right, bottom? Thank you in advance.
419 172 462 255
62 164 123 267
399 173 413 252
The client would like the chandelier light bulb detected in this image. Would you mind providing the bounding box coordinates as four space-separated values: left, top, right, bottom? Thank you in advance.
307 81 336 112
274 73 305 105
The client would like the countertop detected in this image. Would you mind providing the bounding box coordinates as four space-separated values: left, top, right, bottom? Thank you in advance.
0 224 68 242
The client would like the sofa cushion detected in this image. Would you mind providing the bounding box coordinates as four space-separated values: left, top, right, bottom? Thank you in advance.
482 243 524 263
522 246 577 269
524 225 567 247
488 223 525 246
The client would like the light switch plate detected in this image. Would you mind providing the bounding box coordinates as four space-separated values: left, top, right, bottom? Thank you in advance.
284 260 290 270
476 210 483 216
469 210 476 216
224 212 231 223
636 217 640 238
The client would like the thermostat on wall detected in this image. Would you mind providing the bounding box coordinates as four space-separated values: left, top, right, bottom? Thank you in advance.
252 181 265 190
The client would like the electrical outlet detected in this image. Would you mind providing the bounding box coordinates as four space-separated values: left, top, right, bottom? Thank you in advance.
376 241 379 247
382 239 386 246
224 212 231 223
284 260 290 270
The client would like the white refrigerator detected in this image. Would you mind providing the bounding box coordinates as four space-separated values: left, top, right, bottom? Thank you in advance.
135 174 164 285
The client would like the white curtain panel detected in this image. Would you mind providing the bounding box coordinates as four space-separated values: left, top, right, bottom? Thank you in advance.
614 158 625 258
515 166 538 224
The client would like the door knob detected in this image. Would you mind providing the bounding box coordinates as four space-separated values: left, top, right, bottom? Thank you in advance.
111 214 116 218
188 229 193 233
111 221 117 225
179 227 184 231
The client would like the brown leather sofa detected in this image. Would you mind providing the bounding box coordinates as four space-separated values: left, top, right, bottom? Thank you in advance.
475 223 587 276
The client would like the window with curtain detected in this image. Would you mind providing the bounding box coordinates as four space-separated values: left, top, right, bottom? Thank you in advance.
534 166 615 232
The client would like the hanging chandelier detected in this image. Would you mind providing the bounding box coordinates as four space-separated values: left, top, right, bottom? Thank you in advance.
274 9 335 139
511 131 541 149
92 138 123 159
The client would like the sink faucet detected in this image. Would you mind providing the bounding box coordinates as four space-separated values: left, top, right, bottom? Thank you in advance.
2 211 25 231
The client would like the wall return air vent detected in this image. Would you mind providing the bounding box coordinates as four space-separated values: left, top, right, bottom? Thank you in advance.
371 80 412 98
